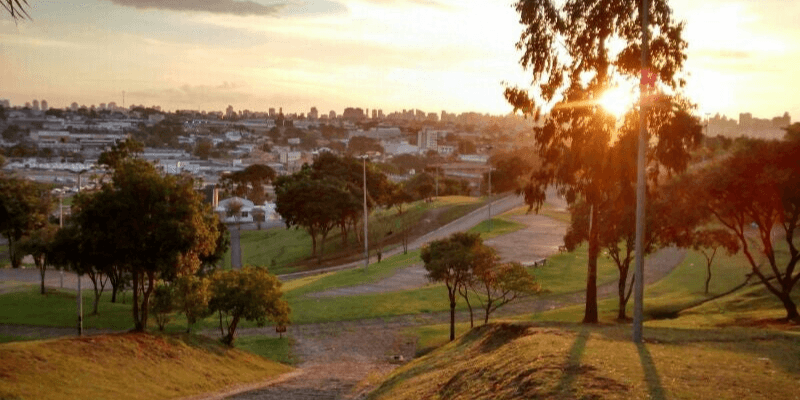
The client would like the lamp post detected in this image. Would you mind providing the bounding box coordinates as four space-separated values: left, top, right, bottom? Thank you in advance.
632 0 649 344
488 165 493 232
362 155 369 272
76 168 88 337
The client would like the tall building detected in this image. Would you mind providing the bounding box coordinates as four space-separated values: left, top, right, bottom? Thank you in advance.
70 102 79 112
329 110 336 120
226 105 235 119
40 100 48 111
309 107 318 119
269 108 276 117
32 100 40 111
372 109 377 119
0 99 10 108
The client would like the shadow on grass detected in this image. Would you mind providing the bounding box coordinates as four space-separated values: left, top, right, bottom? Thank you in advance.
554 329 589 394
637 343 666 400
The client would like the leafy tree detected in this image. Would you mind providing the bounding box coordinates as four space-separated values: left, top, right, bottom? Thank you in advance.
347 136 384 156
174 274 212 333
219 164 276 203
691 229 740 294
473 261 540 325
0 176 52 268
1 125 24 142
689 139 800 321
97 138 144 171
275 166 359 263
421 232 482 341
784 122 800 142
15 224 58 294
489 148 540 193
209 266 290 345
505 0 698 323
226 199 244 229
150 282 175 332
77 159 220 330
49 222 110 315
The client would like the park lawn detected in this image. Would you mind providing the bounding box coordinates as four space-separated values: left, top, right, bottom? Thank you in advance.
221 195 487 272
0 332 293 400
532 244 619 295
235 335 296 365
371 322 800 400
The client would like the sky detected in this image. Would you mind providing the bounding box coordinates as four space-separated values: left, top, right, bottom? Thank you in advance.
0 0 798 121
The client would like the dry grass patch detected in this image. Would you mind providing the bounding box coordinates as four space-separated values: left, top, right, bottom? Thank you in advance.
370 322 800 400
0 332 292 400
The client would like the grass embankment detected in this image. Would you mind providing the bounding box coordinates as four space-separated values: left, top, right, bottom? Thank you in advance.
0 332 292 400
369 322 800 400
221 196 486 273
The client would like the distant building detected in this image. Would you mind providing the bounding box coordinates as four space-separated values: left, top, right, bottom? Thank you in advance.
269 108 276 117
329 110 336 120
32 100 40 111
309 107 319 120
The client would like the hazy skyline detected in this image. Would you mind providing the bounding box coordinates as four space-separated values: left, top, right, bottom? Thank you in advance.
1 0 798 120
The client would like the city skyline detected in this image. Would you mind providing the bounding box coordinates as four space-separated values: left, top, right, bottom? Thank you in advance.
1 0 798 119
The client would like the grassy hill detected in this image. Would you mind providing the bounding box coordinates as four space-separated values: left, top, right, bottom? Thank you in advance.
0 332 292 400
368 322 800 400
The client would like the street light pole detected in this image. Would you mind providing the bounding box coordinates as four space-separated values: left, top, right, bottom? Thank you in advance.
362 156 369 272
488 166 493 232
633 0 649 344
76 169 87 336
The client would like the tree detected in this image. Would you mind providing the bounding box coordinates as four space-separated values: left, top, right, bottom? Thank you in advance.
784 122 800 142
2 0 29 21
347 136 384 156
0 176 52 268
15 224 58 294
226 199 244 229
219 164 276 203
473 261 540 324
77 159 220 330
505 0 697 323
689 139 800 321
174 274 212 333
691 229 740 294
17 224 58 294
421 232 482 341
150 282 175 332
49 222 110 315
208 266 290 345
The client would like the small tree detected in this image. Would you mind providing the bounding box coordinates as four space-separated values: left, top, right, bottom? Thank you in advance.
226 199 244 229
174 274 212 333
150 282 175 332
473 261 541 325
15 224 57 294
209 266 290 345
691 229 740 294
421 232 481 341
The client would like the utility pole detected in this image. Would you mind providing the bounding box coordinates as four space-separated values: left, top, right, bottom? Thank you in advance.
435 166 439 198
633 0 649 344
488 166 493 232
362 156 369 272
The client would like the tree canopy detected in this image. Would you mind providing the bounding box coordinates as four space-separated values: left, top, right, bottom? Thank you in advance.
505 0 700 323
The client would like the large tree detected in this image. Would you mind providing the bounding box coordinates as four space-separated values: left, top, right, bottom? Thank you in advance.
15 224 58 294
505 0 699 323
219 164 276 205
689 139 800 321
76 159 221 330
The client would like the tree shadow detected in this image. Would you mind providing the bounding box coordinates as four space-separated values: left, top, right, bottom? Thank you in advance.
554 329 589 394
637 343 667 400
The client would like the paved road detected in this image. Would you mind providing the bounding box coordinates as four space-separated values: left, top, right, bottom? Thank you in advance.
226 221 283 270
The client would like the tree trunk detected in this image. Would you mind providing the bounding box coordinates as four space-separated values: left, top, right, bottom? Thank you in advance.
111 285 118 303
584 204 599 324
39 262 46 295
705 262 712 295
132 271 141 331
224 315 241 345
778 292 800 322
449 299 456 341
318 232 328 265
617 265 629 321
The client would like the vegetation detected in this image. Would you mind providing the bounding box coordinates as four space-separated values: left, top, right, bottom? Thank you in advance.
506 0 700 324
209 266 290 345
0 333 292 400
0 175 52 269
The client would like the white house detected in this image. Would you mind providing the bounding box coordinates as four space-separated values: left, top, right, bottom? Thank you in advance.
215 197 281 223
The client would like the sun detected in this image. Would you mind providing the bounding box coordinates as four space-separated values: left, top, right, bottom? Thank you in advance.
598 86 633 118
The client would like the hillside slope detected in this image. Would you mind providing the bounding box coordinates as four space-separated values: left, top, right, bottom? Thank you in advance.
0 333 292 400
368 322 800 400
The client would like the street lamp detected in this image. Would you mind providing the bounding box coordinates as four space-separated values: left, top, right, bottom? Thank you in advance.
75 168 88 336
486 146 494 232
362 155 369 272
632 0 649 344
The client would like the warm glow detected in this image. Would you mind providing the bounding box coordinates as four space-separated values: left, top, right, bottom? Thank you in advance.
599 86 634 118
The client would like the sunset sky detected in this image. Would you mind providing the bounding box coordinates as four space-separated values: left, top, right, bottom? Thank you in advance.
1 0 797 121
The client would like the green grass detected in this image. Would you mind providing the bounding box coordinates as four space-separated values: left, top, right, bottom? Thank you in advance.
533 245 619 295
235 335 296 365
467 217 526 239
221 196 486 272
